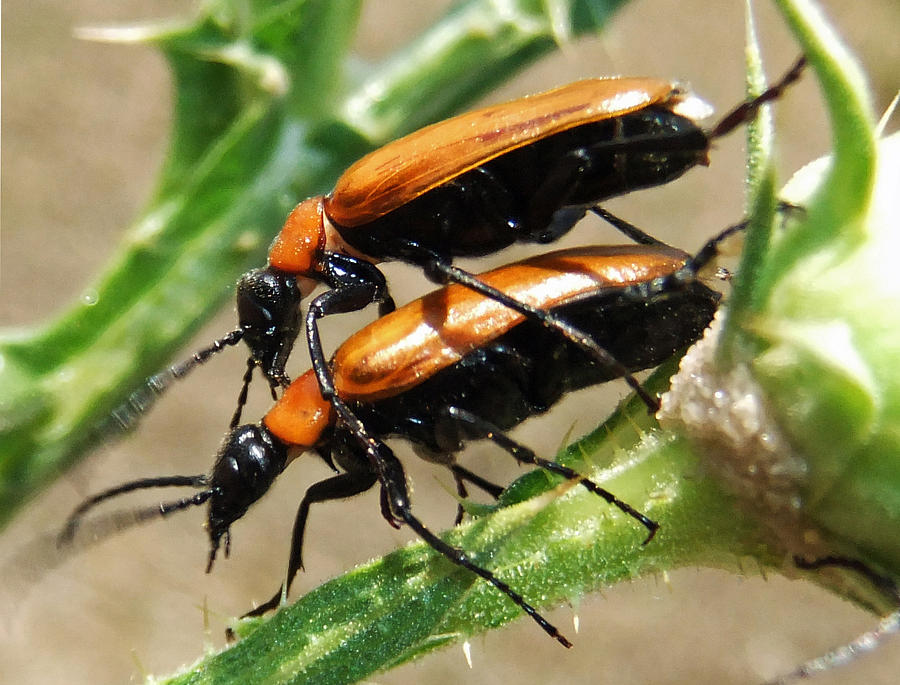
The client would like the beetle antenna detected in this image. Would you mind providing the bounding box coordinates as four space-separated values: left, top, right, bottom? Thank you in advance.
72 488 215 551
710 55 807 140
105 329 245 435
616 200 806 305
59 474 210 546
4 486 214 613
230 358 256 428
682 200 807 279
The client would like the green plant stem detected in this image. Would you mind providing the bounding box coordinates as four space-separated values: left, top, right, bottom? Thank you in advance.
159 379 776 685
160 364 896 684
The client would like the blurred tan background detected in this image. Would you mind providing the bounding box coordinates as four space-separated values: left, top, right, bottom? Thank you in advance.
2 1 899 683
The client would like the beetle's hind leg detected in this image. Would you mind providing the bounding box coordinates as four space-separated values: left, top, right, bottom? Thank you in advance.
449 463 506 525
444 406 658 544
373 439 574 648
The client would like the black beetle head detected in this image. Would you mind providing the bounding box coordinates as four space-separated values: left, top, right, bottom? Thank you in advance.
236 267 303 384
206 423 288 571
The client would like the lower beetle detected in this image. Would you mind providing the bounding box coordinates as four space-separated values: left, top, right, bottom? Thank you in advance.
63 235 726 646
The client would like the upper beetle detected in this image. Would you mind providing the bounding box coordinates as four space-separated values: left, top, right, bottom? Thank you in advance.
147 59 805 424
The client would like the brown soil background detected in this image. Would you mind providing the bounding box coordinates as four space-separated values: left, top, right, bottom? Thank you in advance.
2 1 899 683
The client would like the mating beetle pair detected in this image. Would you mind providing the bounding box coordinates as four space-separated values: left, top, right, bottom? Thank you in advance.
182 57 806 432
65 234 731 645
65 60 806 646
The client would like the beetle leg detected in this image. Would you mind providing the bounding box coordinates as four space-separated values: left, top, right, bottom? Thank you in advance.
307 313 407 528
372 439 574 648
449 464 505 525
304 254 418 516
450 463 505 500
590 207 669 246
445 406 659 544
314 251 393 312
595 201 807 290
523 148 593 241
306 250 393 405
604 213 756 310
377 295 396 316
450 471 468 526
375 482 401 529
312 445 339 473
242 465 379 619
595 202 802 250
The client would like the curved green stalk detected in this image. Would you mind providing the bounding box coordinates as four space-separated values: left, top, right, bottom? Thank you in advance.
162 371 786 685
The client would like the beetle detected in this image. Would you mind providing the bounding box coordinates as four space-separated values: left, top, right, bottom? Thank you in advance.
159 58 805 428
63 236 725 647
